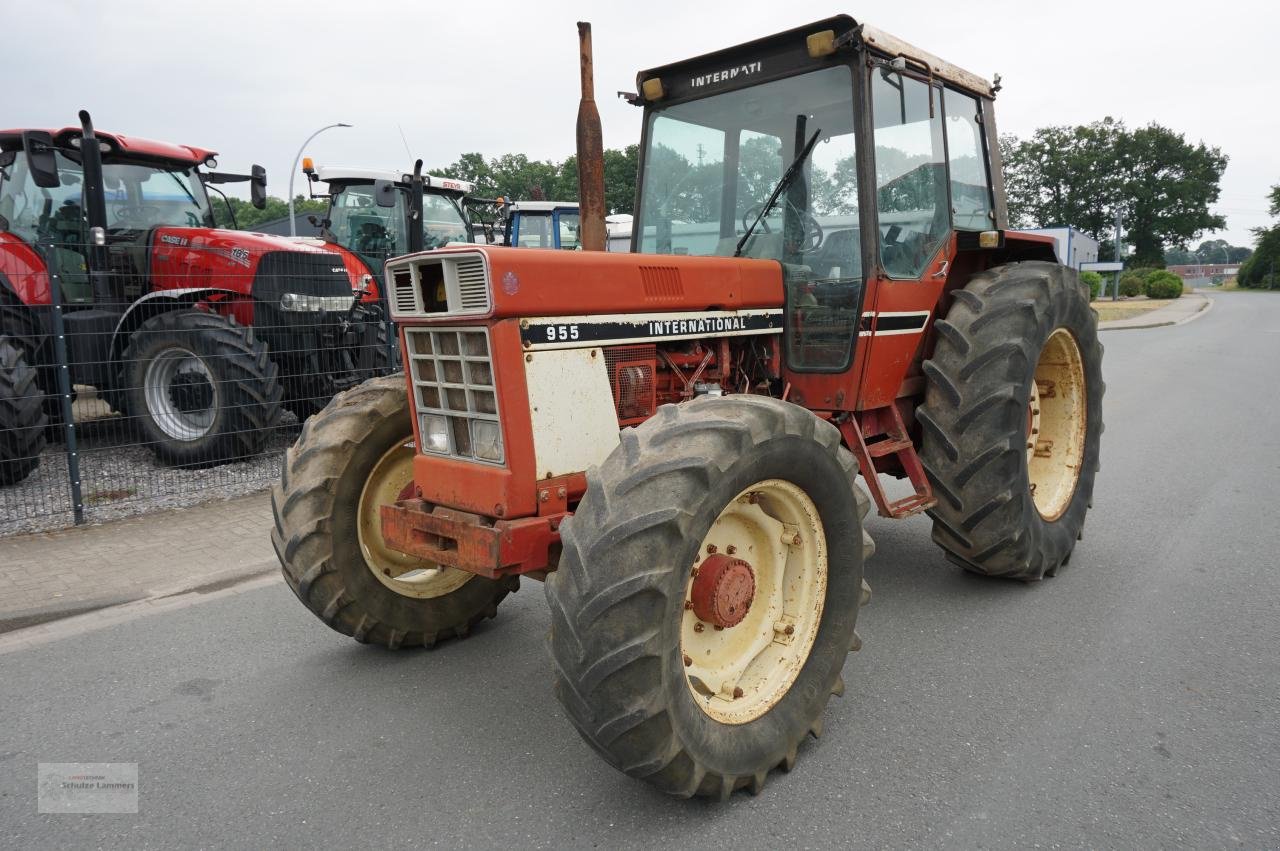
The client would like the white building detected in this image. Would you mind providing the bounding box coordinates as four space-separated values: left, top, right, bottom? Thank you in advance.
1026 227 1099 270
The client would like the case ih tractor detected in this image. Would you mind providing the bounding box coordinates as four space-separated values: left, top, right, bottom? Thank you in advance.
0 112 388 483
274 17 1103 799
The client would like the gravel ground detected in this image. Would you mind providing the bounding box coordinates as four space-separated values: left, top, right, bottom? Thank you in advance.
0 411 301 536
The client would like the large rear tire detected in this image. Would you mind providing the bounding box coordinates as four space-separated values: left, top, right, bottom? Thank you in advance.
0 337 48 486
121 310 282 468
546 396 873 799
919 261 1104 581
272 374 515 649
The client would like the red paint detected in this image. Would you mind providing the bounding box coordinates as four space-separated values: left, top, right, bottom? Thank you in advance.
691 554 756 628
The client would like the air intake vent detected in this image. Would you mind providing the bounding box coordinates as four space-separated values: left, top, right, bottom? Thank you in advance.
392 269 419 315
455 256 489 311
640 266 683 301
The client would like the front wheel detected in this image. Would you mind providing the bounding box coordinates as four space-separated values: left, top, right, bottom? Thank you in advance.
547 396 873 799
919 261 1104 580
0 337 48 486
272 375 515 648
122 310 282 468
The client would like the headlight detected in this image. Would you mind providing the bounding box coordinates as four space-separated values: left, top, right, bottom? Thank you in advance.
421 415 450 454
278 292 357 312
471 420 503 462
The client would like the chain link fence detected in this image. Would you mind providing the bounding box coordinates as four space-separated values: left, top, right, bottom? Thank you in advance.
1 239 397 536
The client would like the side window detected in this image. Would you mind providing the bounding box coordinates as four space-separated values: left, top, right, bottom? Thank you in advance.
943 90 994 230
0 153 84 245
871 70 949 278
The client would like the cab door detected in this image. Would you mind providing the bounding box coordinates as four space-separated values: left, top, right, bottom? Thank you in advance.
855 69 995 410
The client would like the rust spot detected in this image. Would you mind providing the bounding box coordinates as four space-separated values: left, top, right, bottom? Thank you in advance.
683 654 692 667
732 687 744 699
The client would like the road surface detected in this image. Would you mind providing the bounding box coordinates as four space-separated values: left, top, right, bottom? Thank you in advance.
3 292 1277 848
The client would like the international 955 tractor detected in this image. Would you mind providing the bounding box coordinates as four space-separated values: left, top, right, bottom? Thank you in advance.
274 17 1103 799
0 112 389 484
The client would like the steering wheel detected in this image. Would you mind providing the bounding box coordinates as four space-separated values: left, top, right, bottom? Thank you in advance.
113 205 163 226
741 203 824 252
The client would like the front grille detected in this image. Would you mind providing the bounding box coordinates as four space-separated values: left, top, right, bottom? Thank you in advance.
404 326 502 464
386 251 491 320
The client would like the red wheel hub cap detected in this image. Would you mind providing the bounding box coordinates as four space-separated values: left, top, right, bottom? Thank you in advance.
691 553 756 628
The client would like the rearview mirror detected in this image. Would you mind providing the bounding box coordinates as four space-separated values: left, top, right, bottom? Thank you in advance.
373 179 396 209
22 131 60 189
251 164 267 209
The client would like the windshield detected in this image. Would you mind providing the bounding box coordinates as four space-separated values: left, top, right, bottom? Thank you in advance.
329 183 470 263
102 161 215 229
636 64 859 277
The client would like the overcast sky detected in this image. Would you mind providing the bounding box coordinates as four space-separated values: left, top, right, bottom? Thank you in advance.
9 0 1274 247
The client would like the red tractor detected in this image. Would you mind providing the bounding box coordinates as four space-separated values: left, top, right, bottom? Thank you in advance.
0 112 388 484
274 17 1103 799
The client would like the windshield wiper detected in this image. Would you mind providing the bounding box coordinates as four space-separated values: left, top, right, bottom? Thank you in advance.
735 127 822 258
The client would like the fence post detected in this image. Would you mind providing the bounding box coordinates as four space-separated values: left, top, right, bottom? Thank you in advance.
46 266 85 525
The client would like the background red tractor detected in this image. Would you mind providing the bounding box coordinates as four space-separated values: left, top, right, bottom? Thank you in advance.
0 112 390 483
274 18 1104 799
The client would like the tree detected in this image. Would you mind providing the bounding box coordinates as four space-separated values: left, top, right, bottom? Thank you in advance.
1002 118 1227 266
431 145 640 215
1237 183 1280 289
209 195 326 230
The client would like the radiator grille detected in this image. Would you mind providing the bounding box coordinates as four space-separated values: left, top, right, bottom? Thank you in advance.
455 256 489 311
392 268 419 315
385 251 492 319
404 327 502 464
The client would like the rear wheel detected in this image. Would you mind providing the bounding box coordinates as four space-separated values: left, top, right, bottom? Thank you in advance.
0 337 48 486
272 374 514 648
546 396 873 799
122 310 282 467
919 261 1104 580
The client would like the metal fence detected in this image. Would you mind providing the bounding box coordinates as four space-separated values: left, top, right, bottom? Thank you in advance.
1 239 397 536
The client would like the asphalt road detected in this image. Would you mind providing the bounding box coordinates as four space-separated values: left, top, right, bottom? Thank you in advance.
3 292 1278 849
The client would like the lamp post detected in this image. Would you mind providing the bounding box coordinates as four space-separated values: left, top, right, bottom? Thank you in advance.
288 122 352 236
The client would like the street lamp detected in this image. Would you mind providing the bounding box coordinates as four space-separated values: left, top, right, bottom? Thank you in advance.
288 122 352 236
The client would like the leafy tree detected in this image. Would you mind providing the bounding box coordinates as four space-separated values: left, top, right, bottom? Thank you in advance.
1003 118 1227 266
209 195 326 230
1237 183 1280 288
430 145 640 215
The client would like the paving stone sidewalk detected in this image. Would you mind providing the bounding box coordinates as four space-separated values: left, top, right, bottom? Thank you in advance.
0 492 276 633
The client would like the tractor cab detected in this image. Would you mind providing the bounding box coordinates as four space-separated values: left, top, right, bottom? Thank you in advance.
303 164 475 287
499 200 582 250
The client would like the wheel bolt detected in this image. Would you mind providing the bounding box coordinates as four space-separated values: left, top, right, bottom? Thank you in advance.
784 624 794 636
706 544 718 554
726 545 737 554
693 622 704 633
733 687 744 699
684 600 694 610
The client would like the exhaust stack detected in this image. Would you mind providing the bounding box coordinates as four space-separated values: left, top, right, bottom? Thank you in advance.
575 21 606 252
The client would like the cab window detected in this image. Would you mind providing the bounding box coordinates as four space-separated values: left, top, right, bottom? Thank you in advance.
943 90 995 230
871 70 949 278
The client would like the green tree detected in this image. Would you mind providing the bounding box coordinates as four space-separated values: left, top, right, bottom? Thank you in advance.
1237 184 1280 289
209 195 326 230
1002 118 1227 265
431 145 639 215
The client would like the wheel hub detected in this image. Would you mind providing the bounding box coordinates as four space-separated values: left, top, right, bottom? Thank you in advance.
691 554 756 628
169 370 213 414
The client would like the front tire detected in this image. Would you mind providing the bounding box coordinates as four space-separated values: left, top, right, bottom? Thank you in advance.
0 337 48 486
547 396 873 799
122 310 282 468
272 374 515 649
919 261 1104 581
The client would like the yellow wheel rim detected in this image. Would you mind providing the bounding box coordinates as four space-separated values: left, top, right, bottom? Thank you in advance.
681 479 827 725
356 438 473 599
1028 329 1087 521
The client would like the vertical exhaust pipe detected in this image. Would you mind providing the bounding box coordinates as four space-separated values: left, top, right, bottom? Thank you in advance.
575 21 606 252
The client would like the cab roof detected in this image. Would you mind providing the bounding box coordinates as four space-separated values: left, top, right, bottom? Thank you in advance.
0 127 215 164
636 15 995 101
316 165 475 195
507 201 579 212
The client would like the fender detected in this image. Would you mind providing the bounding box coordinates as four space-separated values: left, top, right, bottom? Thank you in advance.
107 287 243 362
